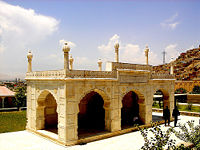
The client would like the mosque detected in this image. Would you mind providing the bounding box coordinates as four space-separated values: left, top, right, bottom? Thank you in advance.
25 42 175 145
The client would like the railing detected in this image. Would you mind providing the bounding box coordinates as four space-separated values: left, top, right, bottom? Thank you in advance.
26 70 65 79
151 73 175 79
26 70 174 80
66 70 116 78
26 69 116 79
109 62 152 71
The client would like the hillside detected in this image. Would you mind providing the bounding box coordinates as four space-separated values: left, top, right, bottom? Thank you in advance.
153 47 200 80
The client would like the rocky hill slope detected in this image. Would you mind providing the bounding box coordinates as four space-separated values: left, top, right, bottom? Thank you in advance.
153 47 200 80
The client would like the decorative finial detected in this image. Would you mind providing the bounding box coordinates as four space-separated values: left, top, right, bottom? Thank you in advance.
98 58 102 63
145 45 149 53
63 42 70 52
114 43 119 50
144 45 149 65
114 43 119 62
27 51 33 60
27 50 33 72
69 54 74 70
98 59 103 71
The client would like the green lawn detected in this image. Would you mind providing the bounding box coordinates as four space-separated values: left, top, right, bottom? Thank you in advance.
152 102 200 113
0 111 26 133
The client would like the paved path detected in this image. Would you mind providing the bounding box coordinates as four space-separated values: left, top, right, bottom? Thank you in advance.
0 113 199 150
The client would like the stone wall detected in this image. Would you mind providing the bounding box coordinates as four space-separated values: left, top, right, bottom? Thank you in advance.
187 94 200 104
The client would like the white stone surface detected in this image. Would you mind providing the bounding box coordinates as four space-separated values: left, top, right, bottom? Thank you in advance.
0 113 199 150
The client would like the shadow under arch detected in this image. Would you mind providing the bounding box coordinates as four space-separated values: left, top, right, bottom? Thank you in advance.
78 89 110 138
121 89 145 129
36 90 58 134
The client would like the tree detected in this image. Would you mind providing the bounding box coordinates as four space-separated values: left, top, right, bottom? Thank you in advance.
191 86 200 94
14 86 26 109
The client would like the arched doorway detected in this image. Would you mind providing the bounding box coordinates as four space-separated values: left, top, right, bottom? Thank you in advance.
152 89 170 122
121 91 142 129
37 91 58 134
44 93 58 131
78 91 105 138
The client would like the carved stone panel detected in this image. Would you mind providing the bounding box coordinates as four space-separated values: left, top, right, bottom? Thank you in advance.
118 71 149 83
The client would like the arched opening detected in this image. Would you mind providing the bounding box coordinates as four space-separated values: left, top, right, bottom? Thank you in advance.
37 91 58 134
152 89 170 122
153 90 164 109
44 93 58 132
152 90 164 122
121 91 142 129
78 91 105 138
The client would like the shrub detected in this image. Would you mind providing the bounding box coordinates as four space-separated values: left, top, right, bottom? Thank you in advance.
172 120 200 149
138 122 176 150
191 86 200 94
175 88 187 94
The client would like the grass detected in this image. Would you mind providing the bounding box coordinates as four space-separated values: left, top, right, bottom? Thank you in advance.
152 102 200 113
0 111 26 133
177 104 200 113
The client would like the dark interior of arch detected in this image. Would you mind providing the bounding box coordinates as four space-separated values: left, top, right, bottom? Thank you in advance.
78 91 105 137
44 93 58 132
121 91 142 128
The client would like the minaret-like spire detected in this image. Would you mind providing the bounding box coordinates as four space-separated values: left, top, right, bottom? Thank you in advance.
98 59 102 71
27 51 33 72
69 55 74 70
145 45 149 65
63 42 70 72
114 43 119 62
170 57 174 75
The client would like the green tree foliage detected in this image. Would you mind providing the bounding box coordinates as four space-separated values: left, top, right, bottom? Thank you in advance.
13 87 26 109
172 120 200 149
138 122 176 150
191 86 200 94
175 88 187 94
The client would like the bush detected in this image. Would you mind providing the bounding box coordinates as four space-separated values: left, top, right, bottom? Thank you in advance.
175 88 187 94
191 86 200 94
139 121 200 149
172 120 200 149
138 122 176 150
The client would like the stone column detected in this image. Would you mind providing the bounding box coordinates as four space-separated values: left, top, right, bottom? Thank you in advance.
114 43 119 62
27 51 33 72
69 55 74 70
63 42 70 73
145 46 149 65
98 59 102 71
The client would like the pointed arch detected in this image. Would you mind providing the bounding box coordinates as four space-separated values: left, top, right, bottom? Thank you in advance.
36 90 58 134
120 89 145 128
78 88 111 138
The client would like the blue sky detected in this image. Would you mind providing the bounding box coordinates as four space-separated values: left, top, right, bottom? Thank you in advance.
0 0 199 79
